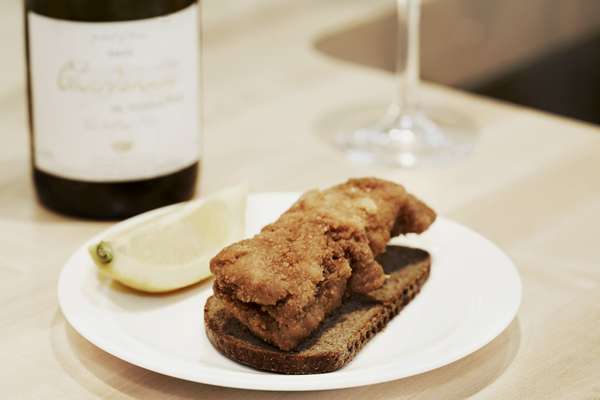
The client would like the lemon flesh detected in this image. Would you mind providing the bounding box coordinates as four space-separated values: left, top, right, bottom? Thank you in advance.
88 184 247 293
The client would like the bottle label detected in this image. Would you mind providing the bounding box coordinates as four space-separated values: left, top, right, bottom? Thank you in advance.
28 4 200 182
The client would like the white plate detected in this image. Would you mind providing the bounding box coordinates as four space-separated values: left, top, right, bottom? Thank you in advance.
58 192 521 391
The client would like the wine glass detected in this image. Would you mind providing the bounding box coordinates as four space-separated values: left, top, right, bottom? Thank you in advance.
329 0 477 167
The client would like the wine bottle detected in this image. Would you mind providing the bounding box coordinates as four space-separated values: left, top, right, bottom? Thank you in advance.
24 0 201 219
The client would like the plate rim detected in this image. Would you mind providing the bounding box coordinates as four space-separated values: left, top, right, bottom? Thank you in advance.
58 192 522 391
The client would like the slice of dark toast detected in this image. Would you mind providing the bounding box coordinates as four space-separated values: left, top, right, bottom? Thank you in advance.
204 245 431 374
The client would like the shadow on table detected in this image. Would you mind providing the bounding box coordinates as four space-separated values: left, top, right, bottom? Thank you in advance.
51 308 521 400
314 10 395 75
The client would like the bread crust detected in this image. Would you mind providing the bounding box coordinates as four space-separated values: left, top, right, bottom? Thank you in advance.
204 245 431 374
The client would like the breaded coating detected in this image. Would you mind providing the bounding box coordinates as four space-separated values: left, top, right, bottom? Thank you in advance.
210 178 436 351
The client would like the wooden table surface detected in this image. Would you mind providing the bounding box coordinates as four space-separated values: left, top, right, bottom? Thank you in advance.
1 0 599 398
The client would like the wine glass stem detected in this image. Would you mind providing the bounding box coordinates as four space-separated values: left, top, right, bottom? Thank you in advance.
395 0 420 117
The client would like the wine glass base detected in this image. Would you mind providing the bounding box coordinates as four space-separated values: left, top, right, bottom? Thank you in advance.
325 106 477 168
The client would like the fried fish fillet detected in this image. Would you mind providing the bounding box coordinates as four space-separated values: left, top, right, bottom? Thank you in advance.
210 178 436 351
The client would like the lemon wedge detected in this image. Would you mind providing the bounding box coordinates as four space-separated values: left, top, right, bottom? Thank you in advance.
88 184 247 293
